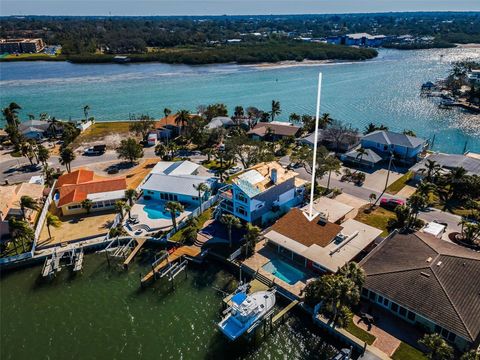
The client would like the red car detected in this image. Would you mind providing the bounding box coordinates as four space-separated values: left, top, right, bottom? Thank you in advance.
380 198 405 210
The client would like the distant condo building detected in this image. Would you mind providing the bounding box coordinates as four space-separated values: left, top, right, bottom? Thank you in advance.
0 38 45 54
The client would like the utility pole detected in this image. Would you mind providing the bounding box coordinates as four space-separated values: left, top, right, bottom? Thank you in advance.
304 72 322 222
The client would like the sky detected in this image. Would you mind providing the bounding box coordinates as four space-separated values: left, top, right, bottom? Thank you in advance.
1 0 479 16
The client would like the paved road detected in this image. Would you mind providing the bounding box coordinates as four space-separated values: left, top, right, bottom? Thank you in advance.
292 161 462 234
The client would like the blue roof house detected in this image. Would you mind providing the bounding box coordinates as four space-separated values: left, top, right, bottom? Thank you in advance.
361 130 427 164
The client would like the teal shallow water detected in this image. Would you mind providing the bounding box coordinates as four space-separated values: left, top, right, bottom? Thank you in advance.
0 254 335 360
1 48 479 154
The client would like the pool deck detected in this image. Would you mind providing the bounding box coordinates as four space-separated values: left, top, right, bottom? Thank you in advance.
242 240 311 298
129 199 193 231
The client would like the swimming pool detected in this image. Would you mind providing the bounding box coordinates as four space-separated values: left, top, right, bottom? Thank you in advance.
143 202 176 220
262 258 307 285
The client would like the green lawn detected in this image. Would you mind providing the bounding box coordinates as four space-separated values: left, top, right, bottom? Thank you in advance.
354 206 396 237
392 342 427 360
169 208 212 242
71 121 135 148
345 320 376 345
386 171 413 195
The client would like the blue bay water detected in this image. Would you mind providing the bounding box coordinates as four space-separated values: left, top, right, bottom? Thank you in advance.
1 48 479 154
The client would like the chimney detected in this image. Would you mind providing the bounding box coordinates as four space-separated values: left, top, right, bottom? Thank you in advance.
271 168 278 184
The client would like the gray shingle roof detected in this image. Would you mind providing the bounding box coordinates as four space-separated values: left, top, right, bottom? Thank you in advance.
411 153 480 176
360 232 480 343
141 174 214 197
362 130 426 149
344 148 383 164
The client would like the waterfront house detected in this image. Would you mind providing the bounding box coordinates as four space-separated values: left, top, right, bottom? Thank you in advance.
153 114 197 140
340 147 383 168
206 116 235 130
300 196 356 224
247 122 301 141
218 162 306 225
263 208 382 273
18 120 61 140
0 183 45 241
298 129 360 153
411 152 480 181
361 130 427 163
359 231 480 351
54 169 127 216
140 160 216 207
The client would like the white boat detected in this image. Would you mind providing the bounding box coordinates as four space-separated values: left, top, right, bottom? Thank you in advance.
218 287 276 340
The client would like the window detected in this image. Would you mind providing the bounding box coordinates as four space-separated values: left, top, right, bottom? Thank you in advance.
236 206 247 216
369 291 376 301
407 311 415 321
361 288 369 297
377 295 384 304
236 193 247 203
383 298 389 307
435 325 442 333
447 332 456 342
441 328 449 338
312 262 325 271
68 204 81 210
399 306 407 317
391 303 398 312
192 197 198 201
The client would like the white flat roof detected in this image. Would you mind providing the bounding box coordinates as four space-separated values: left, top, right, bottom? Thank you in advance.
301 197 354 223
422 222 446 238
141 174 213 197
87 190 125 202
238 169 265 185
150 160 200 176
265 218 382 273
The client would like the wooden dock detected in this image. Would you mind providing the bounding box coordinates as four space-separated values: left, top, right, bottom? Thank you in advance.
123 237 147 268
272 299 299 324
141 245 201 284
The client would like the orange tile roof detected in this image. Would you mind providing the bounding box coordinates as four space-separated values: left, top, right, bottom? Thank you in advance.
56 170 127 207
155 114 197 129
56 169 94 187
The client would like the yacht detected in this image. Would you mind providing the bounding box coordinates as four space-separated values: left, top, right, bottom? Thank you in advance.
218 286 276 340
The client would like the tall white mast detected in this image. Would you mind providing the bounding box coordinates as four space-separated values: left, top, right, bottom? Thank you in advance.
304 72 322 221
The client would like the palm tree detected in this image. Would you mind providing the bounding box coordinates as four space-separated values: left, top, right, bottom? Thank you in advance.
163 108 172 118
45 212 61 239
20 141 36 166
59 147 76 173
355 147 368 168
115 200 126 222
319 113 333 129
338 262 365 288
8 218 34 254
83 105 90 120
270 100 281 122
220 214 241 248
243 223 260 257
324 155 342 190
19 195 39 221
46 116 60 139
2 102 21 128
175 109 190 136
43 165 56 187
125 189 138 207
193 183 209 212
289 113 301 125
416 181 436 199
420 159 441 183
234 105 244 119
37 144 50 166
418 333 453 360
81 199 93 214
407 193 427 228
124 204 132 220
165 201 184 230
155 142 168 159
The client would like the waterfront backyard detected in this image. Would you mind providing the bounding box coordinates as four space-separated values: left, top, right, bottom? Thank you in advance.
0 253 339 360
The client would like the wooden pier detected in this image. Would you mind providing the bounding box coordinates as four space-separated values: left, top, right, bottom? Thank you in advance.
141 245 201 285
123 237 147 268
272 299 299 324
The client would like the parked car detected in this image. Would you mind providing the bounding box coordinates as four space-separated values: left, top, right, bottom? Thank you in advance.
84 144 106 156
380 198 405 210
107 166 119 174
228 166 242 175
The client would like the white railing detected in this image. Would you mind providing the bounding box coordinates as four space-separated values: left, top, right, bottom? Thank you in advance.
32 180 57 253
105 213 122 241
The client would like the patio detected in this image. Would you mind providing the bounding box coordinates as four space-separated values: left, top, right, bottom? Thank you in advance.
127 198 194 233
242 239 314 298
354 304 425 357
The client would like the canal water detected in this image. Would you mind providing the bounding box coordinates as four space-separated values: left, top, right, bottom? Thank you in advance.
1 47 479 154
0 253 336 359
